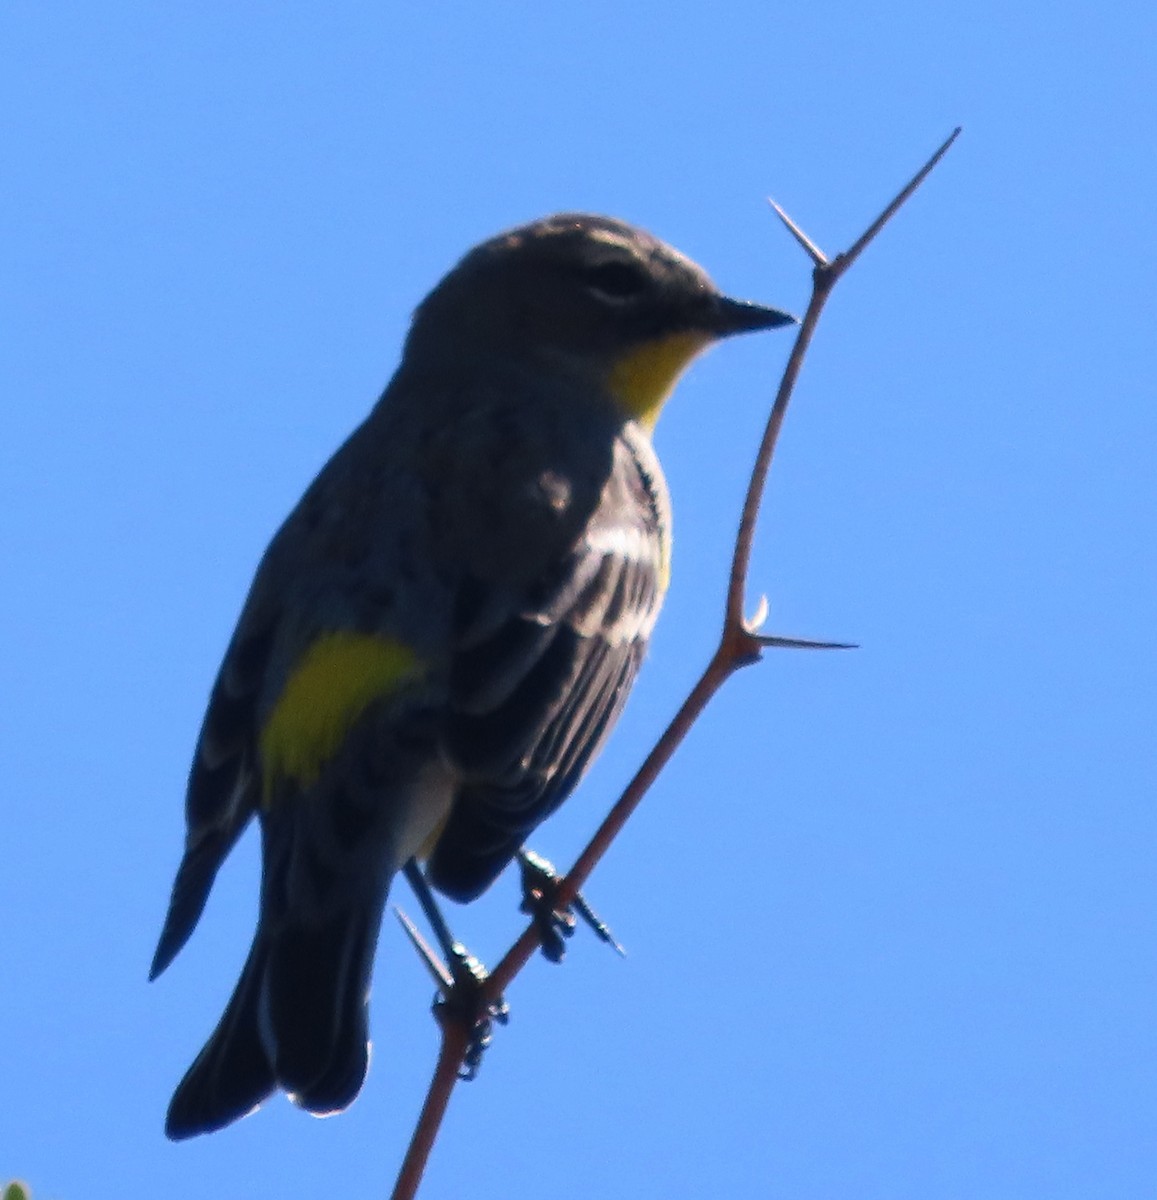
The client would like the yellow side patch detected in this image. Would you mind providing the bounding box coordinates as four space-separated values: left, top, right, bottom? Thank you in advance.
607 332 710 431
260 632 424 800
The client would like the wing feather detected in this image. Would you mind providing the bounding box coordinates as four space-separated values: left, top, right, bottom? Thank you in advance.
150 623 271 979
428 435 668 902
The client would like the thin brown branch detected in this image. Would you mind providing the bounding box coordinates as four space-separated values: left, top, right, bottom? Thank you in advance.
841 127 961 271
724 274 829 635
485 648 735 999
727 126 960 635
388 128 961 1200
389 1019 470 1200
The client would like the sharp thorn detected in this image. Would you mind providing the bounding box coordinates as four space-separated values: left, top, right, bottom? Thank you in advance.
756 634 859 651
573 893 626 957
745 594 770 633
767 198 829 267
394 906 454 991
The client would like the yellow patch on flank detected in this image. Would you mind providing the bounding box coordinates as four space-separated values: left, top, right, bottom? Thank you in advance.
607 332 710 431
260 632 424 801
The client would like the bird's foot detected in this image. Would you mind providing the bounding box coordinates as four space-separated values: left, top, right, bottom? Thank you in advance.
517 848 624 963
398 860 509 1079
437 944 510 1081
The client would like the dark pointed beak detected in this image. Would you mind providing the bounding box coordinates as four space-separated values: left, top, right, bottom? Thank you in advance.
709 295 798 337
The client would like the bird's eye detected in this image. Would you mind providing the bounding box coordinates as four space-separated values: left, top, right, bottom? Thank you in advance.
584 260 649 301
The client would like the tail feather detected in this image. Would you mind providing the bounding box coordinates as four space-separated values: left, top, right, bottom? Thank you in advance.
150 830 242 981
164 903 381 1139
165 937 277 1140
267 908 376 1115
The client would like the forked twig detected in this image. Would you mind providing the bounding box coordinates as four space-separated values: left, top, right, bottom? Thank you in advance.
389 127 961 1200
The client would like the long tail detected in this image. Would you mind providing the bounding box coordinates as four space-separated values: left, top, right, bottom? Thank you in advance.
165 902 381 1140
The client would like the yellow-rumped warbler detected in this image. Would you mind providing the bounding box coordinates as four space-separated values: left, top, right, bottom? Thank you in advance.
150 213 794 1139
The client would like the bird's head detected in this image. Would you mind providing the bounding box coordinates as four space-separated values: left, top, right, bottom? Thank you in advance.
406 213 796 429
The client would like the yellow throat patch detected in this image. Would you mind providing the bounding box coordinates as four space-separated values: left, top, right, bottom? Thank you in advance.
260 631 424 801
607 332 710 431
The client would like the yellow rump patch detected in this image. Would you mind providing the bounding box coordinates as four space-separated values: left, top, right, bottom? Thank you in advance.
607 332 710 431
260 632 424 801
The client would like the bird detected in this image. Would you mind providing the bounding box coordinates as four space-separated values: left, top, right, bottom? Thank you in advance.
149 212 795 1139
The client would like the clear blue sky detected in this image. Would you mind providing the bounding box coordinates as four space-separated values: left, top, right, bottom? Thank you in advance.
3 4 1155 1197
